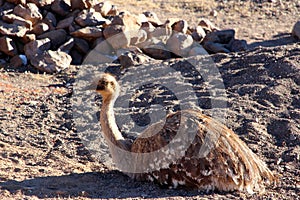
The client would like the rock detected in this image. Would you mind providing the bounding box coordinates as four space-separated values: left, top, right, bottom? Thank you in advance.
83 51 115 65
172 20 188 34
70 49 83 64
130 29 148 46
58 38 74 53
37 29 67 49
24 38 51 61
198 18 219 32
142 11 162 26
31 22 50 35
9 55 24 68
71 26 103 40
0 21 28 37
111 11 141 31
166 32 194 57
92 37 114 55
203 29 235 44
141 21 156 34
0 36 18 56
51 0 71 16
103 25 129 49
2 13 33 29
20 34 36 44
30 50 72 73
292 21 300 40
118 50 152 67
26 0 55 7
203 41 230 53
56 16 74 29
229 39 248 52
188 45 208 57
139 38 171 60
75 8 108 27
191 26 206 42
71 0 88 10
13 3 43 25
106 5 118 16
94 1 114 17
73 38 90 54
5 0 26 5
44 11 57 30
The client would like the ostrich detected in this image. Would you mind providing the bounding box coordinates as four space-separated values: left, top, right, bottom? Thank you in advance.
95 73 276 194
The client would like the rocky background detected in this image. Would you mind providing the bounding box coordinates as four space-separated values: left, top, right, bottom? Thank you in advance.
0 0 299 199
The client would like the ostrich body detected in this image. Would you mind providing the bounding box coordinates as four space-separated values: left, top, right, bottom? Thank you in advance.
96 73 276 193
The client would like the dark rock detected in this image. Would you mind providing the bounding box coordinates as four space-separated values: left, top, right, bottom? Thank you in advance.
71 26 103 40
51 0 71 16
37 29 67 49
0 36 18 56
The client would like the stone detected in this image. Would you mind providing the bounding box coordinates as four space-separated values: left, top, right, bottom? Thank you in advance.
71 0 88 10
51 0 71 16
58 38 74 53
26 0 55 7
103 25 129 49
198 18 219 32
106 5 118 16
9 55 24 68
13 3 43 25
30 50 72 73
73 38 90 54
44 11 57 30
203 29 235 44
188 45 208 57
0 36 18 56
5 0 26 5
118 50 152 67
70 49 83 65
56 16 74 29
75 8 108 27
172 20 188 34
92 37 114 55
130 29 148 46
71 26 103 39
292 21 300 40
83 51 115 65
203 41 230 53
37 29 67 49
20 34 36 44
229 39 248 52
142 11 162 26
166 32 194 57
24 38 51 61
31 23 50 35
94 1 113 17
3 13 33 29
191 26 206 42
0 21 28 37
140 39 171 60
111 11 141 31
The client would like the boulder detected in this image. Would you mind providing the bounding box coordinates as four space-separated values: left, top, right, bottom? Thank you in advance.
73 38 90 54
292 21 300 40
9 55 24 68
94 1 114 17
75 8 108 27
70 49 83 64
139 38 171 60
2 13 33 29
37 29 67 49
166 32 194 57
103 25 129 49
142 11 162 26
92 37 114 55
31 22 50 35
71 26 103 40
172 20 188 34
20 34 36 44
191 26 206 42
203 41 230 53
203 29 235 44
0 36 18 56
24 38 51 61
43 11 57 30
71 0 88 10
111 11 141 31
13 3 43 25
30 50 72 73
51 0 71 16
56 16 74 29
0 21 28 37
58 38 74 53
188 45 208 57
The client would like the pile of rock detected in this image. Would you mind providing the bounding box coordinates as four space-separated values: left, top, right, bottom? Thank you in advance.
0 0 247 73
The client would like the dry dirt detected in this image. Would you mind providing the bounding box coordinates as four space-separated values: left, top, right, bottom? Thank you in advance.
0 0 300 199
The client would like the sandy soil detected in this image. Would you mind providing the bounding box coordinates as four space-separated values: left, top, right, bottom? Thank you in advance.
0 0 299 199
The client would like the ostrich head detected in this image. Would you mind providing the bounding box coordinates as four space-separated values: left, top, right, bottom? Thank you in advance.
95 73 120 100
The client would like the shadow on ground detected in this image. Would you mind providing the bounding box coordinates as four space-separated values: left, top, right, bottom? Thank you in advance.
249 33 297 48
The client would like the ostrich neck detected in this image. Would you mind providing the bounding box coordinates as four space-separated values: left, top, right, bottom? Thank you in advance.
100 94 130 150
